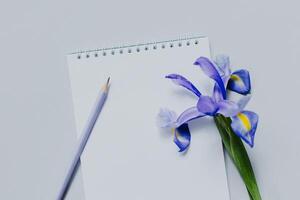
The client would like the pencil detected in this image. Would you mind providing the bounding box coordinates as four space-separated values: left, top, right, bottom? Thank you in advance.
57 77 111 200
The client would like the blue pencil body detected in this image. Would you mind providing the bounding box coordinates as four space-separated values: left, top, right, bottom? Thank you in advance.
57 80 109 200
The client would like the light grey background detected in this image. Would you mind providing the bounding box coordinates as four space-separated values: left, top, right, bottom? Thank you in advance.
0 0 299 199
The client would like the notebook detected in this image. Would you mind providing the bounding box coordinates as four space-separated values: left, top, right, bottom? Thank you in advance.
67 36 230 200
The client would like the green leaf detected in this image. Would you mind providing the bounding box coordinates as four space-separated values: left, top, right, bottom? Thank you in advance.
214 115 262 200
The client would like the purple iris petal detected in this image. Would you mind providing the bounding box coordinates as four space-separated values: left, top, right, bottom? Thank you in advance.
237 94 251 110
230 111 258 147
217 100 240 117
212 84 224 102
196 95 218 116
173 123 191 152
176 106 206 127
215 55 231 81
156 108 177 128
166 74 201 97
194 57 226 99
227 69 251 95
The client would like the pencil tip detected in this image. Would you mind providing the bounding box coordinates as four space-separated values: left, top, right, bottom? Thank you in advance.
103 77 110 92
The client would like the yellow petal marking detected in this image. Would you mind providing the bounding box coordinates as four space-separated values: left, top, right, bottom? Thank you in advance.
237 113 251 131
230 74 241 82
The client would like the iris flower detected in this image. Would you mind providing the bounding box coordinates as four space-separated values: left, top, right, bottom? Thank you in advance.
157 55 258 152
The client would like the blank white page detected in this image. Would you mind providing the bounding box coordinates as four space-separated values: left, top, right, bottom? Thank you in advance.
67 37 230 200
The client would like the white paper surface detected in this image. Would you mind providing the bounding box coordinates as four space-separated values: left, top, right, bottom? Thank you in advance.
67 37 230 200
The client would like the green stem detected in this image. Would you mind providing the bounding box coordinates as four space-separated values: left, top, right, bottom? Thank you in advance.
214 114 262 200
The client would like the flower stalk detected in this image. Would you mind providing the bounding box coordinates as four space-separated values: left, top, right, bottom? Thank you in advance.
214 114 261 200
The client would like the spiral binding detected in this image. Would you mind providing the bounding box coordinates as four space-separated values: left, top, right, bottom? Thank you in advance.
70 36 204 59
